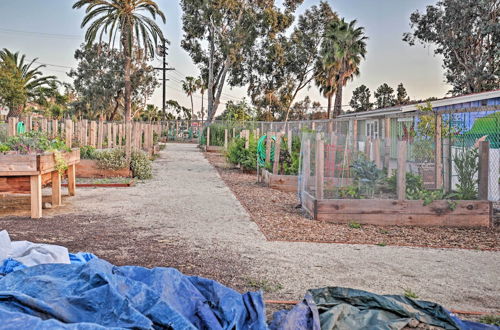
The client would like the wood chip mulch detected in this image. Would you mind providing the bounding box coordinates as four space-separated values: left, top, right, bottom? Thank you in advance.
205 152 500 251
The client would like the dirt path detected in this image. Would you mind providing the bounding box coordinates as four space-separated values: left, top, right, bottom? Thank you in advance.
2 143 499 313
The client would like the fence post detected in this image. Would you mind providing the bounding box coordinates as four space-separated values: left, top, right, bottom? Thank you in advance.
374 138 382 169
90 121 97 147
265 132 273 165
478 141 490 200
287 129 292 153
435 114 443 189
443 137 451 192
273 133 282 174
224 129 228 149
244 130 249 149
315 134 324 200
41 119 48 133
384 118 391 172
97 119 104 149
302 139 310 196
206 126 210 148
52 119 58 138
352 119 358 155
397 141 407 200
7 117 17 137
65 119 73 148
107 123 112 148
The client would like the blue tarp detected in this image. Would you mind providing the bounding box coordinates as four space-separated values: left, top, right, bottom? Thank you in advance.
0 258 267 329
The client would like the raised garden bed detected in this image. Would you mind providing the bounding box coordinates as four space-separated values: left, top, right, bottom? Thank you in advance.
301 190 492 228
0 149 80 218
261 169 298 193
76 159 132 178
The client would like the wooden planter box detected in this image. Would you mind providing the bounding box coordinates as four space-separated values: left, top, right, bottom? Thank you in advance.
0 149 80 218
76 159 131 178
261 169 298 193
301 191 492 228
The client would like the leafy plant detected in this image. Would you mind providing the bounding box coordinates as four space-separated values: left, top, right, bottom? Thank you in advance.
5 131 69 154
0 143 10 152
51 150 68 175
453 148 479 200
376 242 387 247
80 145 97 159
339 185 361 199
403 288 418 299
348 221 362 229
226 135 258 171
350 156 385 197
130 150 153 180
95 149 128 171
406 188 456 206
387 171 424 193
479 315 500 326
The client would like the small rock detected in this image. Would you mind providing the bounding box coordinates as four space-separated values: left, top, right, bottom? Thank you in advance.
43 202 52 209
407 319 420 328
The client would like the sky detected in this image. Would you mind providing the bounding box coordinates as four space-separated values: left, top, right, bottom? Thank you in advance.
0 0 450 116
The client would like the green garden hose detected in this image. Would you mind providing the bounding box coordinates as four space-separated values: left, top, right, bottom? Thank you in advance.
257 135 276 167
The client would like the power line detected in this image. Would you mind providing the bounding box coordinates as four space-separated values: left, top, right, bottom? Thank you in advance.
0 27 81 39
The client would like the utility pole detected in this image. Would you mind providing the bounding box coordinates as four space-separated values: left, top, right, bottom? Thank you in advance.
156 39 174 114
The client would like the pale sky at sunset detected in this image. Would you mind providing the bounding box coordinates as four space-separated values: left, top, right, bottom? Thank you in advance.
0 0 450 115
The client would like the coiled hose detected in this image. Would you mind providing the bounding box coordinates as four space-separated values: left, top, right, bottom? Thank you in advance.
257 135 276 167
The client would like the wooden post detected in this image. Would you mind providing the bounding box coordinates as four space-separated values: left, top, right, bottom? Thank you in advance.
352 119 358 154
265 132 273 164
52 119 58 138
82 120 88 146
112 123 117 148
7 117 17 137
25 116 32 132
374 138 382 169
65 119 72 148
443 137 451 192
232 128 236 139
365 138 371 159
30 174 42 219
397 141 407 200
315 134 324 200
273 133 282 174
302 139 311 194
384 118 391 172
224 129 228 149
51 171 62 206
67 164 76 196
107 123 113 148
478 141 490 200
287 130 292 153
435 114 443 189
328 120 334 134
90 121 97 147
311 122 316 131
244 130 249 149
206 126 210 148
97 119 104 149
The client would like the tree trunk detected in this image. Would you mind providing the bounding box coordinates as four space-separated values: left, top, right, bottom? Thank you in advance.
123 32 133 159
201 90 205 122
207 27 215 128
7 104 23 119
333 77 344 118
190 94 194 120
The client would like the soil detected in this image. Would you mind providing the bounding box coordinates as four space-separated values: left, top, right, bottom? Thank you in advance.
204 152 500 251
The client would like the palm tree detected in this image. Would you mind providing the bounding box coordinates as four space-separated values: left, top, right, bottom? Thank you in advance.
0 49 56 118
314 61 337 119
320 18 367 118
181 76 196 120
73 0 166 156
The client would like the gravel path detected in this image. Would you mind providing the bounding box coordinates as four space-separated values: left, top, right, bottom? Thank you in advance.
67 143 500 313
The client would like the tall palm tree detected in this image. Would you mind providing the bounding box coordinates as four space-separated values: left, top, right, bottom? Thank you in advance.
181 76 196 119
314 60 337 119
320 18 367 118
0 49 56 118
73 0 166 155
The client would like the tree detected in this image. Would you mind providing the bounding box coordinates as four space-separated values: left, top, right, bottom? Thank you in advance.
374 83 396 108
216 99 254 122
349 85 372 112
73 0 166 156
0 49 56 118
180 0 303 125
320 18 367 118
403 0 499 95
245 2 337 121
165 99 191 120
68 44 158 120
181 76 197 120
396 83 410 105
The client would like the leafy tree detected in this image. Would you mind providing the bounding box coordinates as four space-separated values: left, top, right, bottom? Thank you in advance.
349 85 372 112
396 83 410 105
216 99 254 122
73 0 166 156
181 76 197 120
165 99 191 120
245 2 337 121
374 83 396 108
140 104 162 122
195 75 208 121
68 44 158 120
320 18 367 118
403 0 499 95
0 49 56 118
180 0 303 125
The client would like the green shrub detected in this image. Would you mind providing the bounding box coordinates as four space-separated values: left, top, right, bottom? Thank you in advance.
0 143 10 152
131 150 153 179
80 145 97 159
387 171 424 193
226 135 258 171
95 149 128 171
453 148 479 200
5 131 69 154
